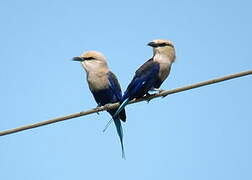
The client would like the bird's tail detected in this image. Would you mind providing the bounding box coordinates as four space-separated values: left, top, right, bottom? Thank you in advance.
113 98 130 119
113 118 125 159
103 98 130 133
102 119 113 132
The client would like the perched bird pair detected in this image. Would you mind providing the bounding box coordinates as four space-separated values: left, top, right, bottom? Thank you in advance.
72 39 176 158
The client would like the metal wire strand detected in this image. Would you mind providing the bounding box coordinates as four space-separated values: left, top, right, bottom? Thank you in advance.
0 70 251 136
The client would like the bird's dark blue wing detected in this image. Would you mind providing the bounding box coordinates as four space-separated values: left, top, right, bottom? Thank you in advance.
107 71 126 122
122 59 160 101
107 71 123 100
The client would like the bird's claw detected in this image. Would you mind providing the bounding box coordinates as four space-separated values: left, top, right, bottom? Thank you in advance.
162 94 168 98
146 99 151 103
145 93 152 103
96 104 102 115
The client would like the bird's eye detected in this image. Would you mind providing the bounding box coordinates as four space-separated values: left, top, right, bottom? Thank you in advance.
158 43 174 48
84 57 95 60
159 43 167 47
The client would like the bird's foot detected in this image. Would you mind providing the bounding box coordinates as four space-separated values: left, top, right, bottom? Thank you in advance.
162 94 168 98
96 104 102 115
145 93 152 103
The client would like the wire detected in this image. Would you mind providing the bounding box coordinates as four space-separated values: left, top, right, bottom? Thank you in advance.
0 70 251 136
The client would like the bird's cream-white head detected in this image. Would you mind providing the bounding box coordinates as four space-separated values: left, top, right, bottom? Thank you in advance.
72 50 109 73
148 39 176 63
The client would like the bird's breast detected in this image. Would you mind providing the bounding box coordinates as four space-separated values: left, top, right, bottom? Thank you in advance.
158 62 171 82
87 72 110 91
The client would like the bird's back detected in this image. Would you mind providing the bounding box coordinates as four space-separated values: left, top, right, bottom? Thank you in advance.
122 59 160 101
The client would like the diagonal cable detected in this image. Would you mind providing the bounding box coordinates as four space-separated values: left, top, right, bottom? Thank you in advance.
0 70 251 136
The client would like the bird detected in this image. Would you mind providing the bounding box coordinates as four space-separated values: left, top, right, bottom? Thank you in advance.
72 51 126 158
113 39 176 119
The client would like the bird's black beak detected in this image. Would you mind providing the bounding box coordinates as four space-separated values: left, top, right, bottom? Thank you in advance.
72 57 84 62
147 42 156 47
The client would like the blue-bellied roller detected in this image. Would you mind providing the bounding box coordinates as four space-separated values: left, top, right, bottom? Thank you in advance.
113 39 176 119
73 51 126 158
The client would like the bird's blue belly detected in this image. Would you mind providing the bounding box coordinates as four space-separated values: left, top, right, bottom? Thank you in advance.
92 88 120 116
134 77 161 98
92 88 118 106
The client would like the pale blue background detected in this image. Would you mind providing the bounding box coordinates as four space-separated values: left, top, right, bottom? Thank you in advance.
0 0 251 179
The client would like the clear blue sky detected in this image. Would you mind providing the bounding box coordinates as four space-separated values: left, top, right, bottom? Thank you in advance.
0 0 251 179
